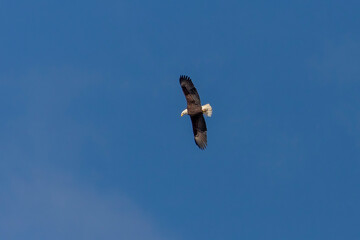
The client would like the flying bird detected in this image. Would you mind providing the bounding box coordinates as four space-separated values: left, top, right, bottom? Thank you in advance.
180 75 212 150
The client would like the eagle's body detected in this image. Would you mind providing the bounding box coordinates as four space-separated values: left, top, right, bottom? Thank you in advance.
179 75 212 150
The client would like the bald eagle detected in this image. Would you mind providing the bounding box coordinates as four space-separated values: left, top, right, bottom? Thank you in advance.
180 75 212 150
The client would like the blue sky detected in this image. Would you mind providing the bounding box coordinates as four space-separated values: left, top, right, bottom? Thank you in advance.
1 0 360 239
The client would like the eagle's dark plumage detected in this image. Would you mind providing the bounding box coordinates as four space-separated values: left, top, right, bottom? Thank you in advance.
180 75 209 150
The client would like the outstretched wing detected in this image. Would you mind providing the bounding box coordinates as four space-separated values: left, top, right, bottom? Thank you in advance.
179 75 202 110
190 113 207 150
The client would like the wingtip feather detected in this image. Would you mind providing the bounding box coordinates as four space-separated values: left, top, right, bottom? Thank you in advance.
179 75 191 82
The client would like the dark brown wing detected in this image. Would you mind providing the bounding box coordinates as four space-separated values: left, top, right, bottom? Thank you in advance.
190 113 207 150
179 75 202 114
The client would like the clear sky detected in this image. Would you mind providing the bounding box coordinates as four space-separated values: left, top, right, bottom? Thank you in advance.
1 0 360 239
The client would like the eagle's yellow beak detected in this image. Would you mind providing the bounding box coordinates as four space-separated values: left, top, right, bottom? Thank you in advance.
181 113 184 117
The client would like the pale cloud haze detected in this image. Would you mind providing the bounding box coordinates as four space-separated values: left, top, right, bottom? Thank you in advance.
0 171 173 240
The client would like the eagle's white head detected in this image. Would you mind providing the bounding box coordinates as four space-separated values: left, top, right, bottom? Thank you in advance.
181 109 188 117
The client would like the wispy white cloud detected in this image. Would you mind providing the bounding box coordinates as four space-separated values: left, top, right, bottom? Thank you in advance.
0 171 172 240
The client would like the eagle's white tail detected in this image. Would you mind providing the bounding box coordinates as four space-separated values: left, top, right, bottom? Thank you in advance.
202 103 212 117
